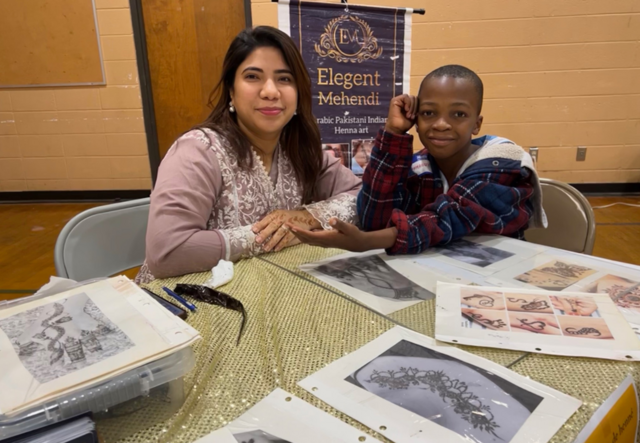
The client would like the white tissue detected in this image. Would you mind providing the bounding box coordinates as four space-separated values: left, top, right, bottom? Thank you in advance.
205 260 234 289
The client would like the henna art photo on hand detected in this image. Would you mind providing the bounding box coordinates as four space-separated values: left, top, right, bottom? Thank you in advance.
517 318 546 331
514 260 598 291
463 294 494 307
467 313 507 329
565 327 601 336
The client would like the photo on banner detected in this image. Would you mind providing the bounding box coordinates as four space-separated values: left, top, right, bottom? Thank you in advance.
278 0 413 176
299 327 582 443
437 282 640 360
193 389 381 443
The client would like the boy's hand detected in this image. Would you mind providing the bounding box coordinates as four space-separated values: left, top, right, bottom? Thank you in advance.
288 219 398 253
286 218 369 252
384 94 419 135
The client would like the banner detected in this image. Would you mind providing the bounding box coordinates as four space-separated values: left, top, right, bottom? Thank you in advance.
278 0 412 175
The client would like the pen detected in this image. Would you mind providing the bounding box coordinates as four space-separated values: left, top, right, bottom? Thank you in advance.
162 286 197 312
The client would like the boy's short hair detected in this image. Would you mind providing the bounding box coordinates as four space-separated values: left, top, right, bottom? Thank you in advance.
421 64 484 113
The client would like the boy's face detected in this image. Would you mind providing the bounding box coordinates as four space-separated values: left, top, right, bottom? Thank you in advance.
416 76 483 162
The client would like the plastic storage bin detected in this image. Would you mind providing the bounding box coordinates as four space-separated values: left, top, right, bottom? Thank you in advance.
0 346 195 441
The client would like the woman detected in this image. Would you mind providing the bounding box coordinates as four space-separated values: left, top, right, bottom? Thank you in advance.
350 139 373 175
136 27 360 283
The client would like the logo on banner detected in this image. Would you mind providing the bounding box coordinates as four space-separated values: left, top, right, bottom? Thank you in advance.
315 15 383 63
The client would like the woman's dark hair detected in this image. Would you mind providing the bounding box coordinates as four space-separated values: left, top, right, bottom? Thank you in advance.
197 26 322 204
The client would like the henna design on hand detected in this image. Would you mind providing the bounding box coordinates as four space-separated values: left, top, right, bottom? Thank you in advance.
366 368 501 438
565 327 601 336
517 318 546 331
469 313 507 329
508 298 550 311
462 294 494 307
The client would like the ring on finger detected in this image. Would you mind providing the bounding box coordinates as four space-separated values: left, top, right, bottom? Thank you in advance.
280 224 290 232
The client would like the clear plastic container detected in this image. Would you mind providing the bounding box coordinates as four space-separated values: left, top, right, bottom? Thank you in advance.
0 347 195 441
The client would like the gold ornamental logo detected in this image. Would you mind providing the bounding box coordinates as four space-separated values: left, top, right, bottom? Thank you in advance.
314 15 383 63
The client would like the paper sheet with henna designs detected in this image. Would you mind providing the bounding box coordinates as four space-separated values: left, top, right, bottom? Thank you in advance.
514 260 598 291
438 282 640 360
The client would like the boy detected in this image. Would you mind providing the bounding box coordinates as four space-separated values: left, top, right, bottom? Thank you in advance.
290 65 546 253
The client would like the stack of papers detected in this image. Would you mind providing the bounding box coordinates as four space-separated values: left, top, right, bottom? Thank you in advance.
0 276 200 417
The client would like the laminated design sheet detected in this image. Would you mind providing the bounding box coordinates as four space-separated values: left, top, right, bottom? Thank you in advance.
436 282 640 360
299 326 581 443
0 277 200 416
415 235 546 276
300 250 441 315
486 254 601 291
193 388 381 443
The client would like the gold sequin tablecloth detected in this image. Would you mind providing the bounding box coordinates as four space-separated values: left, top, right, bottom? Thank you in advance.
99 254 396 443
98 244 639 443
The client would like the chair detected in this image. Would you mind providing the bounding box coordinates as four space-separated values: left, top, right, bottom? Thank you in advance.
525 179 596 254
54 198 150 281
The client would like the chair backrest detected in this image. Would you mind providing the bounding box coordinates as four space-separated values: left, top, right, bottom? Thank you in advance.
525 179 596 254
54 198 150 281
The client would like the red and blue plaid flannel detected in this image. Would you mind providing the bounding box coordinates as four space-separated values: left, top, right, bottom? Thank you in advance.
357 129 535 255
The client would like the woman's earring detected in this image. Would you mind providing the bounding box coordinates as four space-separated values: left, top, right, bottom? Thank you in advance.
229 101 235 113
294 110 297 115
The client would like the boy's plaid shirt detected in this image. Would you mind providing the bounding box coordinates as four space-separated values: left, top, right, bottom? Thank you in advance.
357 129 535 255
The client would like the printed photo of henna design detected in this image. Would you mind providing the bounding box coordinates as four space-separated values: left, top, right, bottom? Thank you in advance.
556 316 614 340
460 288 505 310
505 294 554 314
514 260 597 291
508 312 562 335
463 294 495 307
565 327 601 336
517 318 546 331
585 274 640 315
438 239 515 268
461 308 510 331
549 295 599 317
345 340 544 443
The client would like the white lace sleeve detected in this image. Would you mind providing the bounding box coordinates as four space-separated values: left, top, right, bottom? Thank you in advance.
219 225 264 262
304 193 359 230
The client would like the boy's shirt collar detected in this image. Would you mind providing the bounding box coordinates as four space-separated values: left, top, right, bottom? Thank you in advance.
410 135 520 193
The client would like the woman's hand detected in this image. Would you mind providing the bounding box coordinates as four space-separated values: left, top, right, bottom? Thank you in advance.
288 218 397 252
252 209 322 252
384 94 419 135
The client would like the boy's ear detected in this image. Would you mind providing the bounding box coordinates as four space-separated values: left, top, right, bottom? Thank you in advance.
472 115 484 135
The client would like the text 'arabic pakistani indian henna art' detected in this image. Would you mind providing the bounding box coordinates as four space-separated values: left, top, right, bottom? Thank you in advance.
462 294 495 307
366 368 501 438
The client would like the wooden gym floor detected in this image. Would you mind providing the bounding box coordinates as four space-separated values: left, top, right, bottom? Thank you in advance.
1 197 639 301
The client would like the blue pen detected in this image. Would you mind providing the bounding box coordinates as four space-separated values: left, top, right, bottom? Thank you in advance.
162 286 197 312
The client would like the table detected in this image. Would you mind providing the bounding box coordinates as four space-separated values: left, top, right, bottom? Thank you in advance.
98 241 640 443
